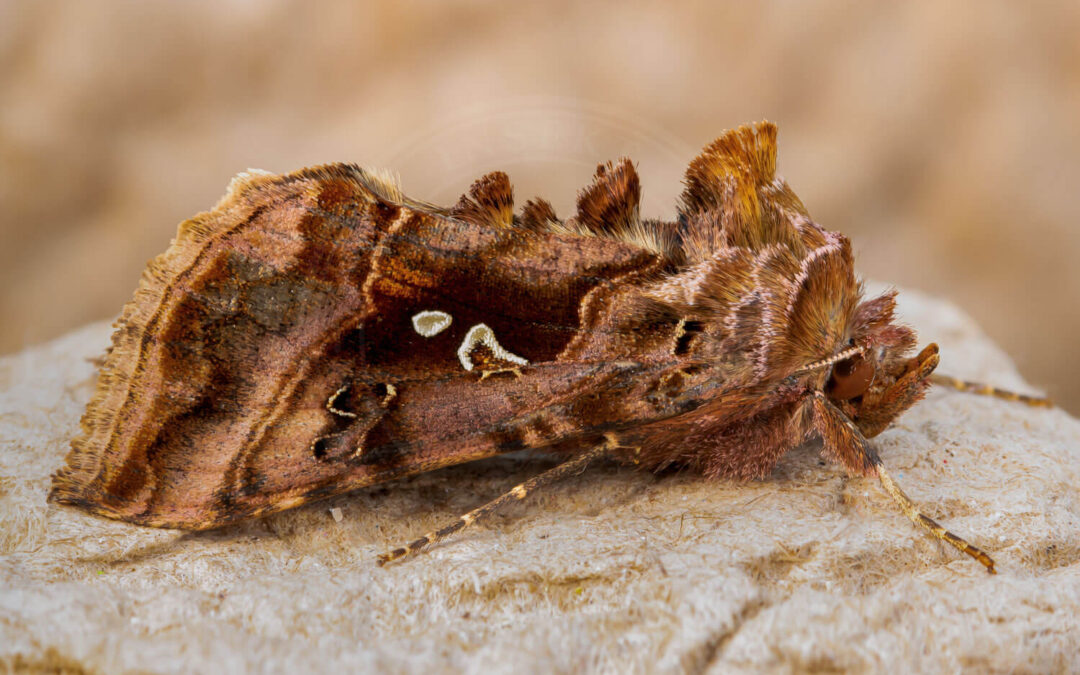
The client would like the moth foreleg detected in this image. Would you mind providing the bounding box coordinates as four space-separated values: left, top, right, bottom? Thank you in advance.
813 393 996 573
874 462 996 573
376 438 614 566
929 373 1053 408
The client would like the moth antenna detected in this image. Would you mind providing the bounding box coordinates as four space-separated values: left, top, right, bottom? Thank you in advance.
930 374 1053 408
376 439 613 565
794 344 866 376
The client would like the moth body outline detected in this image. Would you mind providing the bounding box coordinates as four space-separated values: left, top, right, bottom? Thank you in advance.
49 122 1052 572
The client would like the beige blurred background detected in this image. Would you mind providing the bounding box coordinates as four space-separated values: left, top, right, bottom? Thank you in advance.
2 1 1078 413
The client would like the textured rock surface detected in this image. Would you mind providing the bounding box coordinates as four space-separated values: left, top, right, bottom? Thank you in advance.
1 287 1078 673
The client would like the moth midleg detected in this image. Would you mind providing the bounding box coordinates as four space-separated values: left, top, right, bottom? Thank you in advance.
376 438 614 565
930 373 1053 408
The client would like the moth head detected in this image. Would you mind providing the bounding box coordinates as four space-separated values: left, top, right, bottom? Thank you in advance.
806 289 919 406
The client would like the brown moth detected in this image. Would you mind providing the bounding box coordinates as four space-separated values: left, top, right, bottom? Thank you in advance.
49 122 1050 571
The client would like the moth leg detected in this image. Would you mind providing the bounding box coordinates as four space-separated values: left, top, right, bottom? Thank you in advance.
930 373 1053 408
874 462 996 573
812 393 996 574
376 438 613 566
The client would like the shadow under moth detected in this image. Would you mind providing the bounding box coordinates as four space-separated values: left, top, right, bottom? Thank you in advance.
50 121 1051 572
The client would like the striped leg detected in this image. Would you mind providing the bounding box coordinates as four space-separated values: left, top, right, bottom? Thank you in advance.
376 440 612 565
875 461 996 574
930 373 1053 408
813 393 995 573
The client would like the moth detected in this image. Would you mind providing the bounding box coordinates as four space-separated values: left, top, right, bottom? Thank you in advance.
50 122 1049 572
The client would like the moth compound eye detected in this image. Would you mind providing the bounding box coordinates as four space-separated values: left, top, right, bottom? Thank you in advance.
826 354 876 400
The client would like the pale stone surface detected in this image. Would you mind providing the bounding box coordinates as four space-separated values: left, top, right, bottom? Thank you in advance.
1 287 1078 673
